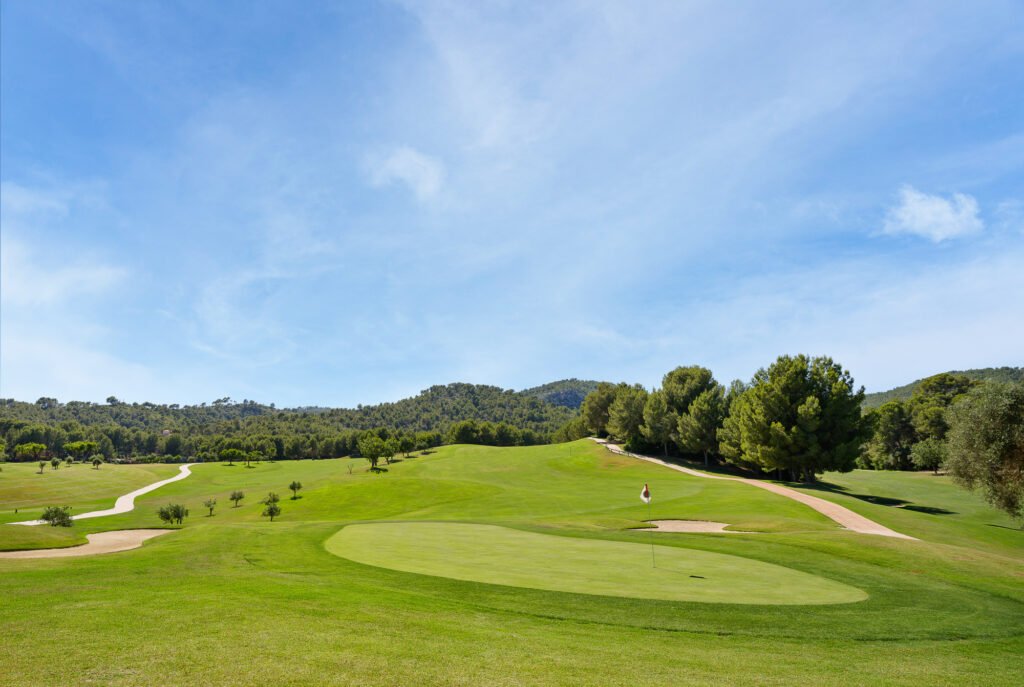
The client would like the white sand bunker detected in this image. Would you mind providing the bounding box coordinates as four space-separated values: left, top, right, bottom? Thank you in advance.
0 529 174 559
643 520 753 534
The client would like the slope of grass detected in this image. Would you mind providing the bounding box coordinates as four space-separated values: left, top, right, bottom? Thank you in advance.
1 440 1022 685
0 462 180 527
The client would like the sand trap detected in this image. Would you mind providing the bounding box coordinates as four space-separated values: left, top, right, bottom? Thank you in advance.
12 464 195 526
643 520 752 533
0 529 173 559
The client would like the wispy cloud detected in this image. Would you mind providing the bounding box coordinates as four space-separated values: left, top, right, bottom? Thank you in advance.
883 185 984 241
367 146 445 202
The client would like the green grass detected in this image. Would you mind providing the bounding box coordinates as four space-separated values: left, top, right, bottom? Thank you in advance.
0 462 180 526
328 522 867 604
1 440 1022 685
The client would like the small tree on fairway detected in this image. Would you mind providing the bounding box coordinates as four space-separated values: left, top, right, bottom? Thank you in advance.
230 490 245 507
359 436 384 471
41 506 73 527
262 502 281 521
289 481 303 499
262 492 280 505
50 458 61 471
38 461 46 474
220 448 245 466
91 456 103 469
157 503 189 525
203 498 217 516
383 439 399 465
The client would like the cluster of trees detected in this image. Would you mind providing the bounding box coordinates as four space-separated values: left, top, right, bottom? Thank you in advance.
0 384 580 463
561 356 871 482
862 373 977 472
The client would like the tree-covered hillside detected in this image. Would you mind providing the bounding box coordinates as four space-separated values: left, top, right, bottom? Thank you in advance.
517 378 602 409
0 383 579 461
236 383 577 436
863 367 1023 407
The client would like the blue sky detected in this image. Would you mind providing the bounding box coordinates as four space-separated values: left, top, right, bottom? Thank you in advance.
2 1 1022 407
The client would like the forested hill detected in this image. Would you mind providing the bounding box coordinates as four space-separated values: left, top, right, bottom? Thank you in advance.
234 383 576 437
863 366 1023 407
0 396 275 431
517 378 602 409
0 383 577 437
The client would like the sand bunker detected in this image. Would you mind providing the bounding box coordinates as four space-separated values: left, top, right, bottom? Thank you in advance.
643 520 753 533
0 529 174 559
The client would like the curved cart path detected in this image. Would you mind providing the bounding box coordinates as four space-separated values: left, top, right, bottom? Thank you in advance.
593 439 916 540
12 464 196 526
0 529 174 558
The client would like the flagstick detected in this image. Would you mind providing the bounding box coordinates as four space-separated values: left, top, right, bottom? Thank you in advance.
648 499 655 568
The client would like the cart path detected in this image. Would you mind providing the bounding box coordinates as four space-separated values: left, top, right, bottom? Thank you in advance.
592 439 916 540
11 464 196 526
0 530 174 558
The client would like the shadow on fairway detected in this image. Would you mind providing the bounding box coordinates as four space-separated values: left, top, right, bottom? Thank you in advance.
803 481 956 515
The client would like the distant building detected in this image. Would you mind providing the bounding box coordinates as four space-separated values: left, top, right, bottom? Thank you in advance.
161 429 172 437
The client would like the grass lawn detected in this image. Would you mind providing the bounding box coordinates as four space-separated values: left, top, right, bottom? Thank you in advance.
0 461 180 526
1 440 1022 685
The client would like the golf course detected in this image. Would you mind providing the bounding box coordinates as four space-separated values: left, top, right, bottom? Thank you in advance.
1 439 1022 685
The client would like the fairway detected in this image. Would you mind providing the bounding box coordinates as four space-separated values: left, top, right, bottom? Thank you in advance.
1 441 1022 685
327 522 867 604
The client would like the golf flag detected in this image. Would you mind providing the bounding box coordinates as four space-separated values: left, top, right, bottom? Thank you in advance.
641 483 651 504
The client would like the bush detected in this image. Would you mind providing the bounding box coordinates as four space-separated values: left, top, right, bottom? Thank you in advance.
157 503 189 525
41 506 73 527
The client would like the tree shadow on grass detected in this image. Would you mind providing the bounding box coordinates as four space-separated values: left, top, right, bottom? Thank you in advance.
901 505 957 515
803 481 956 515
987 523 1024 532
369 467 389 474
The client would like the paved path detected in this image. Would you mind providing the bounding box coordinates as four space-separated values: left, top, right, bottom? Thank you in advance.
12 464 196 526
593 439 916 540
0 529 174 558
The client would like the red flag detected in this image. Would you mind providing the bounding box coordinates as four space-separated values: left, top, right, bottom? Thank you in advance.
641 483 651 504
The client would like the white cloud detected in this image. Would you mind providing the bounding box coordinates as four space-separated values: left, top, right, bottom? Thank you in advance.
367 146 445 202
883 185 983 241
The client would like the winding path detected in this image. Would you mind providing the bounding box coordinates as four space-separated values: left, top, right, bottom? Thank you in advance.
11 464 196 526
593 439 916 540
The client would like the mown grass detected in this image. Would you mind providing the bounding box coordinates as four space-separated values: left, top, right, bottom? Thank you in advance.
0 461 179 526
1 440 1022 685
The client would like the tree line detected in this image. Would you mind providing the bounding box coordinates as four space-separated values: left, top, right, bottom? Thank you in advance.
556 356 1023 520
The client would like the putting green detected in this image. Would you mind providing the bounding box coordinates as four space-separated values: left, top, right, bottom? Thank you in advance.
326 522 867 605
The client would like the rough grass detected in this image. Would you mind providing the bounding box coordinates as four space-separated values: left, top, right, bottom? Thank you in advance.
1 440 1022 685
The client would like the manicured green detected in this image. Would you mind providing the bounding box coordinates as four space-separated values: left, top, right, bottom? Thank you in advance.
328 522 866 604
1 440 1022 685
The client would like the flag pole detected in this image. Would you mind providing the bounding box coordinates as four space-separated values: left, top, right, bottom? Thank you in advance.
648 498 655 568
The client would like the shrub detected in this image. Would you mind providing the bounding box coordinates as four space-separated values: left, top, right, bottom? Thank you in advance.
157 503 189 525
41 506 73 527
